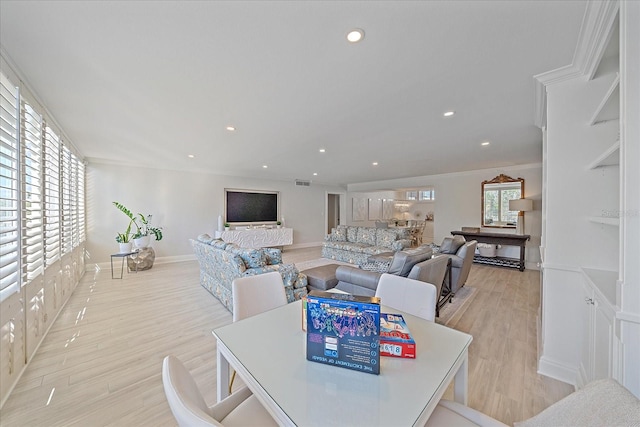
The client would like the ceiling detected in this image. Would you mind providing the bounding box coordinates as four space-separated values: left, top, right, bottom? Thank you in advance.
0 1 586 187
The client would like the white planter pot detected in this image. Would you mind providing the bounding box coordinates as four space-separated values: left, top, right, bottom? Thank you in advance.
133 236 151 248
119 242 133 253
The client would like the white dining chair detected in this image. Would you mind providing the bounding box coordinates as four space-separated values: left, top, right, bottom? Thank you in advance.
375 273 437 322
232 271 288 322
162 355 277 427
229 271 288 392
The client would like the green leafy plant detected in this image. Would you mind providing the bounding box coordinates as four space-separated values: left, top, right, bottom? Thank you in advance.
113 201 136 243
276 221 281 226
113 201 164 242
132 214 163 241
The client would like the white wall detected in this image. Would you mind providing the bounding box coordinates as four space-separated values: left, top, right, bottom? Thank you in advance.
347 164 543 268
86 162 345 265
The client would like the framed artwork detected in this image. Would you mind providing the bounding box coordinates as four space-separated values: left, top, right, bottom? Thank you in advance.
368 198 382 220
352 198 366 221
382 199 395 219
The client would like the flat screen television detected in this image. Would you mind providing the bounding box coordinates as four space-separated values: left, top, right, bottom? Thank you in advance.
225 189 279 223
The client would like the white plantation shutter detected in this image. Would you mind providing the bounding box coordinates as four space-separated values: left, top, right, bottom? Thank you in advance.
43 126 60 265
60 146 72 255
0 72 19 293
20 102 44 282
77 160 85 243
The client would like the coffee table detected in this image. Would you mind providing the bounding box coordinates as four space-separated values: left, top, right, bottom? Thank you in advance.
213 300 472 426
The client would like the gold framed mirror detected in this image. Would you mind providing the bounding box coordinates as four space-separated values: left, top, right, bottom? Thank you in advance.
481 174 524 228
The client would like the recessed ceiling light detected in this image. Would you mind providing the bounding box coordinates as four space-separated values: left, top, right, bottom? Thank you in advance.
372 162 378 166
262 165 268 168
188 154 195 158
481 141 490 146
313 172 318 176
443 111 455 117
226 126 236 131
347 29 364 43
319 148 326 153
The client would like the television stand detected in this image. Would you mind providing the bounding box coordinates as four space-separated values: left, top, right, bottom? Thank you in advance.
215 227 293 249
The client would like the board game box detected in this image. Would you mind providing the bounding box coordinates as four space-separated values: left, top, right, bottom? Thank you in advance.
379 313 416 358
305 290 381 375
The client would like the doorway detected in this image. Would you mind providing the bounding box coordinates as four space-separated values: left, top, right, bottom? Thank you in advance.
326 193 344 234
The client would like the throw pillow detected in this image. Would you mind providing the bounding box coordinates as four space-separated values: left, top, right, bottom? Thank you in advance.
197 233 214 244
438 236 466 254
347 226 358 243
334 226 347 241
226 245 267 268
263 247 282 265
359 261 391 274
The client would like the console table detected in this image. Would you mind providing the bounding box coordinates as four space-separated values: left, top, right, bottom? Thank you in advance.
215 227 293 249
451 230 530 271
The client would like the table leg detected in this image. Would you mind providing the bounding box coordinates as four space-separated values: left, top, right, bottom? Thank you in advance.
453 352 468 405
519 245 526 271
217 346 231 402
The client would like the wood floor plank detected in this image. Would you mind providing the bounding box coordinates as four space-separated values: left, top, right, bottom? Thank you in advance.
0 249 574 426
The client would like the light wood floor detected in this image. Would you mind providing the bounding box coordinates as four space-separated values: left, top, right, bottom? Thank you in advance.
0 247 573 426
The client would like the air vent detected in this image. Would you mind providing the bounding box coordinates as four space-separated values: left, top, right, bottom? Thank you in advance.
295 179 311 187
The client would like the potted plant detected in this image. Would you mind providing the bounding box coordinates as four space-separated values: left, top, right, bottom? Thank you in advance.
224 223 230 231
113 201 164 249
115 231 133 253
276 221 282 229
132 214 163 248
113 202 136 253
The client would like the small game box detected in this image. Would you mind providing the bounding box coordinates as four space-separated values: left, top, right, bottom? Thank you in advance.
305 290 381 375
379 313 416 358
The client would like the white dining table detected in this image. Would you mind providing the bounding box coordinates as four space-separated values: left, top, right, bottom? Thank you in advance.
212 300 472 426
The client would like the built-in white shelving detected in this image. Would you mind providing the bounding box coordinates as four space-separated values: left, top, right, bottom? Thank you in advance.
589 73 620 125
588 216 620 226
582 267 618 307
587 140 620 169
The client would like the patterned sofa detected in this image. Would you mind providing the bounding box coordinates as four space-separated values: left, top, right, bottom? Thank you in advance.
321 225 412 265
190 235 308 313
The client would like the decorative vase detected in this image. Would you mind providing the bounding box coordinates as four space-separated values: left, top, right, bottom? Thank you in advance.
119 242 132 253
133 235 151 248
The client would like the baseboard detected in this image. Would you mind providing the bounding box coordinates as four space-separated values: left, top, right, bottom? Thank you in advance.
288 242 323 250
86 254 197 273
538 355 579 388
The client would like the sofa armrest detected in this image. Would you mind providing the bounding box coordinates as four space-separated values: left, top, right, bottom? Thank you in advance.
335 266 382 292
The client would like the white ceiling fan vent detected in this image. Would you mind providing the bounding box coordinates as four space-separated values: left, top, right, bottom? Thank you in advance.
295 179 311 187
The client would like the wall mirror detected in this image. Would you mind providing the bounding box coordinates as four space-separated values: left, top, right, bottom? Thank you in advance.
481 174 524 228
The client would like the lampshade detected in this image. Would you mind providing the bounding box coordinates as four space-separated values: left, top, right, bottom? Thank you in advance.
509 198 533 212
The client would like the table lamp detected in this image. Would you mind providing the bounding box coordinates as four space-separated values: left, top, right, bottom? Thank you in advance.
509 198 533 235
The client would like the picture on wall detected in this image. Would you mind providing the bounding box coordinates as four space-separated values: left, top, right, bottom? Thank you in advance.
368 198 382 220
382 199 395 220
352 198 366 221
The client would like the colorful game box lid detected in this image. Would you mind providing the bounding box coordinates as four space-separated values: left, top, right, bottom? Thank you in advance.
380 313 416 358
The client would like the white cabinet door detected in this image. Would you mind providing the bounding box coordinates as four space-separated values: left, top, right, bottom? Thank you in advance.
592 296 615 380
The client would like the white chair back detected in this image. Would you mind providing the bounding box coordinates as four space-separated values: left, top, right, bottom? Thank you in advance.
162 355 220 427
232 271 288 322
375 273 437 322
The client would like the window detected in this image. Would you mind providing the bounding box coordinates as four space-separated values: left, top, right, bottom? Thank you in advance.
483 185 520 225
418 188 435 201
0 68 85 297
405 191 417 201
0 72 19 293
43 126 60 266
20 100 44 283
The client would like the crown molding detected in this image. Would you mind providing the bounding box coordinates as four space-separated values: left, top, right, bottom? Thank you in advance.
533 0 620 129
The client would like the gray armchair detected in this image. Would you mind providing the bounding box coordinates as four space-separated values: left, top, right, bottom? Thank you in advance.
335 246 433 296
407 256 450 316
435 238 477 294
